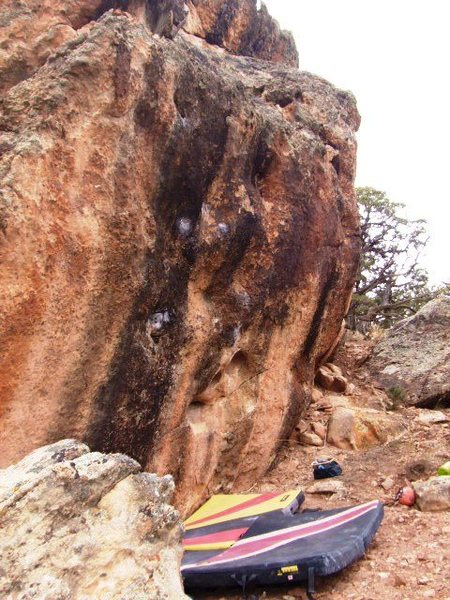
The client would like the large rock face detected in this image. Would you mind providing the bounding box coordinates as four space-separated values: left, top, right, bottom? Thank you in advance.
368 297 450 407
0 0 360 513
0 440 188 600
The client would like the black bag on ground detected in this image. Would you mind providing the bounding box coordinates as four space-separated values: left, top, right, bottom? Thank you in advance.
313 458 342 479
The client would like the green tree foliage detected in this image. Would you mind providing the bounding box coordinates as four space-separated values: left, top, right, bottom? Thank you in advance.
348 187 433 331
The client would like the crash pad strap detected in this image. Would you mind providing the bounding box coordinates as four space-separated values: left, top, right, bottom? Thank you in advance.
307 566 316 600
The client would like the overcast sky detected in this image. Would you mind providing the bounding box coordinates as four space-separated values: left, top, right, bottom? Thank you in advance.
264 0 449 285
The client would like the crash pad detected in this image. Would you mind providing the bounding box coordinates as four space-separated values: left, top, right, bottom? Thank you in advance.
182 499 384 590
184 490 304 551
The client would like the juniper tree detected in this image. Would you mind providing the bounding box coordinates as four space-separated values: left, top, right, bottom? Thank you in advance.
348 187 432 331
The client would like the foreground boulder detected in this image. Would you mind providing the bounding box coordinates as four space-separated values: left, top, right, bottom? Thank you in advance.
368 297 450 407
0 0 360 512
0 440 188 600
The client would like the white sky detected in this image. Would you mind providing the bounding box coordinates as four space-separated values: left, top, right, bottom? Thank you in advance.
264 0 450 285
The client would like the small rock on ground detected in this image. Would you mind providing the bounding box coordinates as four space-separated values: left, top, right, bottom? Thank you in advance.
413 476 450 512
307 479 346 495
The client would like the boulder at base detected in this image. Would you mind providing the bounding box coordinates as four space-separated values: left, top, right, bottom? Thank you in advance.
315 364 348 393
413 476 450 512
368 296 450 407
0 440 188 600
326 406 405 451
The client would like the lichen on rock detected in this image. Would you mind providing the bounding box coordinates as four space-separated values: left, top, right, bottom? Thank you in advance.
368 296 450 407
0 440 188 600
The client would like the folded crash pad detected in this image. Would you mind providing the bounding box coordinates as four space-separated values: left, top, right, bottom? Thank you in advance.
182 499 384 591
183 490 304 551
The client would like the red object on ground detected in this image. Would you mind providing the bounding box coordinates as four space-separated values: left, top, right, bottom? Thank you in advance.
398 486 416 506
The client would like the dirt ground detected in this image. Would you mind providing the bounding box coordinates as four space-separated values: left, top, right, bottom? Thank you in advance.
189 335 450 600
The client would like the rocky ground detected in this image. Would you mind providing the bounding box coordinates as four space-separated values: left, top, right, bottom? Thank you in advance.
192 334 450 600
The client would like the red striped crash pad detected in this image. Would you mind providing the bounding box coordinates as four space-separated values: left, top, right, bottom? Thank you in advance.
182 497 384 591
183 490 304 550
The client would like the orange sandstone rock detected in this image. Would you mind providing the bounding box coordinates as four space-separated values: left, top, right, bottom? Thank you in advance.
0 0 360 514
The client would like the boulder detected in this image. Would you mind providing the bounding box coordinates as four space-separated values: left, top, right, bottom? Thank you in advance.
0 0 360 513
316 367 335 389
315 365 348 393
326 406 405 451
416 410 449 425
0 440 187 600
413 476 450 512
368 296 450 407
297 431 323 447
307 479 346 496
